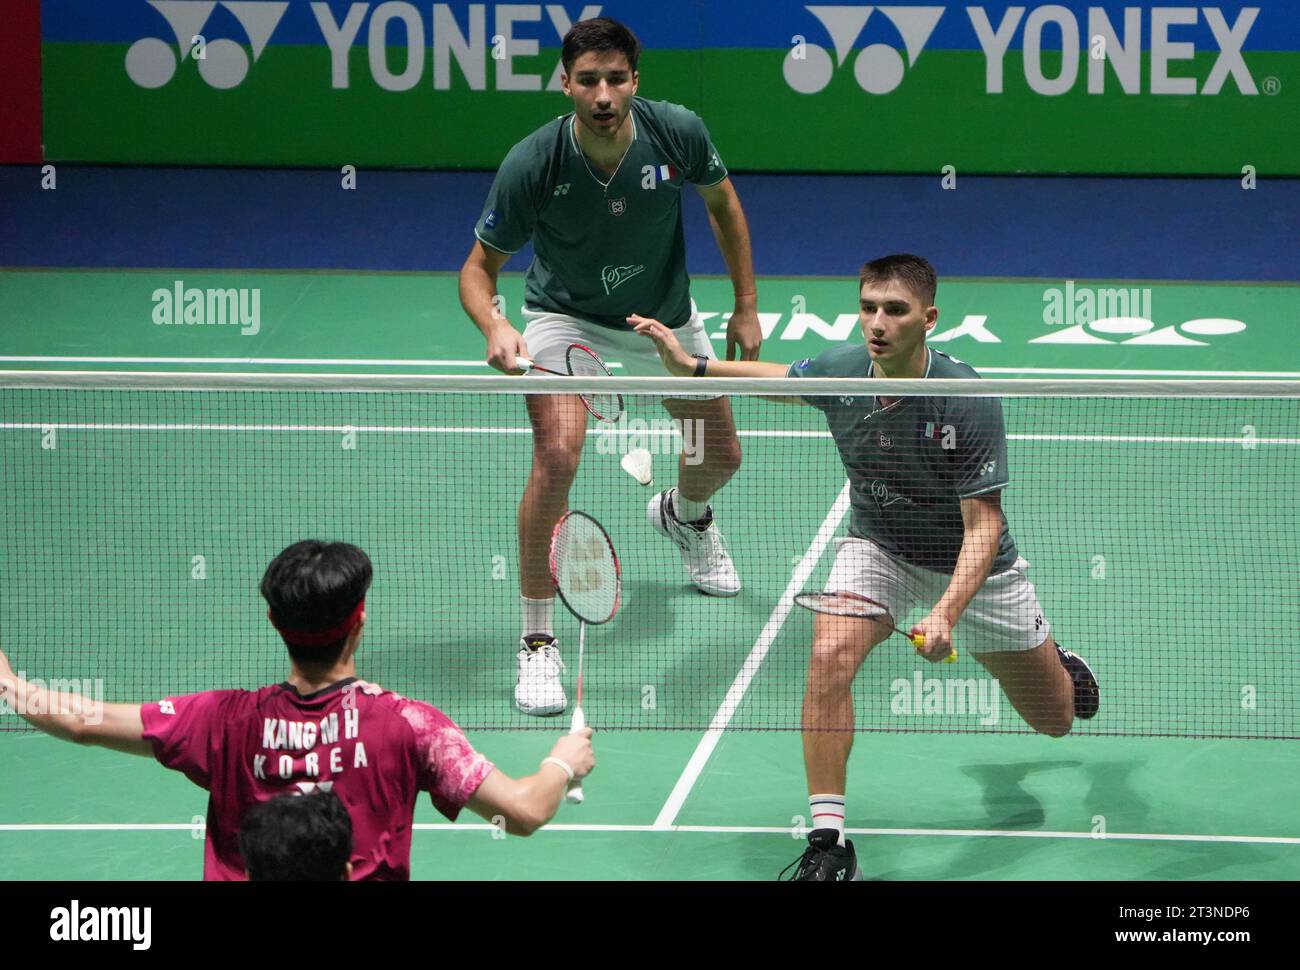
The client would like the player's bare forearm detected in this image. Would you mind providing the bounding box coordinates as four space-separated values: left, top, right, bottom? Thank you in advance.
697 178 761 360
457 241 512 337
700 359 789 378
465 730 594 834
937 495 1004 624
703 191 757 312
0 656 149 755
465 768 567 836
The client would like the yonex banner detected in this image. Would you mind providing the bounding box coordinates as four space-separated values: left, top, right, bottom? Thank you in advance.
40 1 1298 173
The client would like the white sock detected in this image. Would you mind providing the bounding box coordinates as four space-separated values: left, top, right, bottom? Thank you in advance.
521 596 554 641
673 491 710 524
809 794 847 846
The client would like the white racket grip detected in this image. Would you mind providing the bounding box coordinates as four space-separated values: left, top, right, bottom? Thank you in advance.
565 706 585 804
515 355 535 372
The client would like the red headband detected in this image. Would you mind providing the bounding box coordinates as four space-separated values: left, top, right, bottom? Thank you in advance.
270 600 365 647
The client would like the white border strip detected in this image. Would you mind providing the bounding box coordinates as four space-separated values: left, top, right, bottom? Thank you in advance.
0 823 1294 846
3 359 1300 380
1 370 1298 398
1 424 1296 446
0 356 508 368
651 482 852 830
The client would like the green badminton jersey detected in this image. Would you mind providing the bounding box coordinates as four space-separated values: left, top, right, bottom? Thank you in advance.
788 345 1018 575
474 97 728 330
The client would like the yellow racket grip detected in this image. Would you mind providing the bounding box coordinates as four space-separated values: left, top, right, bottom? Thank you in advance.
910 633 959 664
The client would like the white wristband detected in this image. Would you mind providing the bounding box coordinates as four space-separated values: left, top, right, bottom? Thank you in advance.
542 757 575 782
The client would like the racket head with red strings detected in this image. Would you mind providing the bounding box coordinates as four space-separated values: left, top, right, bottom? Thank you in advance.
794 590 891 619
564 344 625 424
548 511 621 805
794 590 957 662
549 510 622 626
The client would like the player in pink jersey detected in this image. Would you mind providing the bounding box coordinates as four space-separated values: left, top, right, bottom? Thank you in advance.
0 540 595 880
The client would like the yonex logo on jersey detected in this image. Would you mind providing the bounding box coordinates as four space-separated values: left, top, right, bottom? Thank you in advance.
553 183 571 197
125 1 289 90
784 6 944 95
980 460 997 476
601 263 646 295
484 209 499 228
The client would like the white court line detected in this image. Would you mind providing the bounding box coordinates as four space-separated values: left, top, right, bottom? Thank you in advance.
0 356 1296 379
1 822 1295 846
0 356 621 369
1 424 1297 446
651 482 853 831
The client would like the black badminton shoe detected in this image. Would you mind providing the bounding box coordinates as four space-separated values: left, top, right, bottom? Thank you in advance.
1057 643 1099 719
779 829 863 881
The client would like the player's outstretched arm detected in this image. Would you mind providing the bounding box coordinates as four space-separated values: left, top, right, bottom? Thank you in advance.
459 241 528 374
631 314 808 404
630 314 787 379
0 644 151 756
465 728 595 836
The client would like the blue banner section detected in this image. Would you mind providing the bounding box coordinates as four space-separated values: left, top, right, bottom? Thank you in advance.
2 167 1298 281
39 0 705 48
42 0 1300 51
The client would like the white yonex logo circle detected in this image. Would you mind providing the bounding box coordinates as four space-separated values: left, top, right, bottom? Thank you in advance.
125 1 288 90
783 6 943 95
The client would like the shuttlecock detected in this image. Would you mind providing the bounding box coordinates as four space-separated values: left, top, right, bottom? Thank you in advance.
620 448 654 486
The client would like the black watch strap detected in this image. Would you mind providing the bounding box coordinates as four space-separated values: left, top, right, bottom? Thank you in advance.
693 354 709 377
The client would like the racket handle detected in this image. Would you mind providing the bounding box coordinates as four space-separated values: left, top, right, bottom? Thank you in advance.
910 632 959 664
515 355 534 372
564 706 585 804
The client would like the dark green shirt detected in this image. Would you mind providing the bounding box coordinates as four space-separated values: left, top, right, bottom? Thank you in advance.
788 345 1018 575
474 97 728 330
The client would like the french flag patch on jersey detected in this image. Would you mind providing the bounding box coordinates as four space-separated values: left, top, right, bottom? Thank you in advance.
656 163 678 183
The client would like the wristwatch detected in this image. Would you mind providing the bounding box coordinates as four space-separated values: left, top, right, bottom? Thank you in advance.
693 354 709 377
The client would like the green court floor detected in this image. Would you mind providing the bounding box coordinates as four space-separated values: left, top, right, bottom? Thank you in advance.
1 268 1298 880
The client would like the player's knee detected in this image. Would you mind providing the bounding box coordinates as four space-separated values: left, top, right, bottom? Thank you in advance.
1037 710 1073 738
807 638 860 694
532 438 583 484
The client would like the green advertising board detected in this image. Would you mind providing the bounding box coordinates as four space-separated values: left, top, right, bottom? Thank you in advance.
40 1 1298 174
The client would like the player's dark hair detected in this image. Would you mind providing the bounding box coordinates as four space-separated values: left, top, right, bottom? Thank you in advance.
240 790 353 882
562 17 641 75
859 254 938 307
260 540 372 664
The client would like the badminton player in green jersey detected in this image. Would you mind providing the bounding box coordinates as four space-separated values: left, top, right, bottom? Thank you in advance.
460 18 761 716
634 254 1100 881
